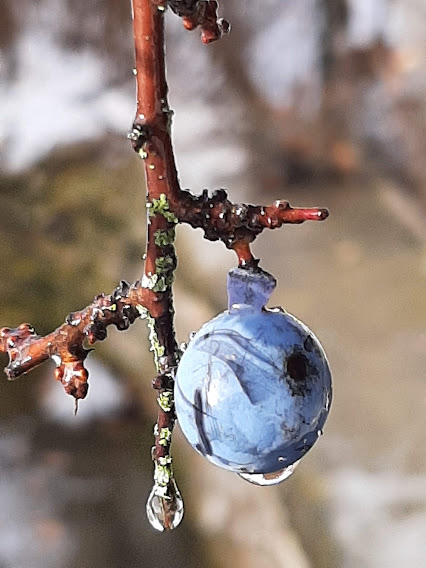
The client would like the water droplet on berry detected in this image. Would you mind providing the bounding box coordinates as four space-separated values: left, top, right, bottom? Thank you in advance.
238 460 301 486
146 480 184 531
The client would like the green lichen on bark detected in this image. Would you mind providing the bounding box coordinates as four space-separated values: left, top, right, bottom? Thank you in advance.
145 314 166 370
147 194 178 224
154 228 176 247
158 390 174 412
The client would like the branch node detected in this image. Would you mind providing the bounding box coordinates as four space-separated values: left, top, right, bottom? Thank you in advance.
128 123 151 154
152 369 176 390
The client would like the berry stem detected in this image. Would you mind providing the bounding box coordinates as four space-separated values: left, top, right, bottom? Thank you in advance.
232 242 255 267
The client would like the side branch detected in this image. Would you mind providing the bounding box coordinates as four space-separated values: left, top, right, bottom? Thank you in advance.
172 189 329 264
0 281 155 399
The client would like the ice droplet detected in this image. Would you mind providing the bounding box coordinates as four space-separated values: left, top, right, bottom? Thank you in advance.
146 479 184 531
238 460 301 486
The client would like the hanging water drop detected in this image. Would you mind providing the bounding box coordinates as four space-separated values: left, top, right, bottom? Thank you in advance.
146 479 184 531
238 460 301 486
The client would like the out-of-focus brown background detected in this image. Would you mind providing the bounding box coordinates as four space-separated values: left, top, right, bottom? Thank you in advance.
0 1 425 567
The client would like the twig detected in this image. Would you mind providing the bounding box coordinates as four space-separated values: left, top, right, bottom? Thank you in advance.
173 189 328 263
0 281 142 394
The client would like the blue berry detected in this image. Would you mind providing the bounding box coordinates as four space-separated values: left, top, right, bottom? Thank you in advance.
174 267 332 475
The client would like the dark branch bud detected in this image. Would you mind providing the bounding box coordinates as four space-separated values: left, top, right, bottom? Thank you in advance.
127 123 151 153
169 0 230 44
152 370 176 390
167 0 199 17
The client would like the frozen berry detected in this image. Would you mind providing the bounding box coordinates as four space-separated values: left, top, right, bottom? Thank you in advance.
174 267 332 477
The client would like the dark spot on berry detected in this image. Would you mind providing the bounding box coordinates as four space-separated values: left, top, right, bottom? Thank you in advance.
287 352 308 382
304 334 315 352
285 351 313 396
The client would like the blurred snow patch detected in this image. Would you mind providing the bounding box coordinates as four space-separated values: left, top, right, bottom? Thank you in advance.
330 469 426 567
0 29 132 172
41 357 127 426
246 0 322 111
172 100 248 191
347 0 426 58
0 421 75 568
347 0 388 47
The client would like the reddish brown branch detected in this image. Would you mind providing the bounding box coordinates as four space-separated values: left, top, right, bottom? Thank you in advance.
174 189 328 240
0 281 148 397
172 188 329 264
131 2 181 527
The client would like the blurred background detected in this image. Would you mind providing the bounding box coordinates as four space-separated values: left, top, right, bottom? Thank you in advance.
0 0 425 566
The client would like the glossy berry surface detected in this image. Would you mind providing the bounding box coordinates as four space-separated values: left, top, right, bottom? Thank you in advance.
174 267 332 475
